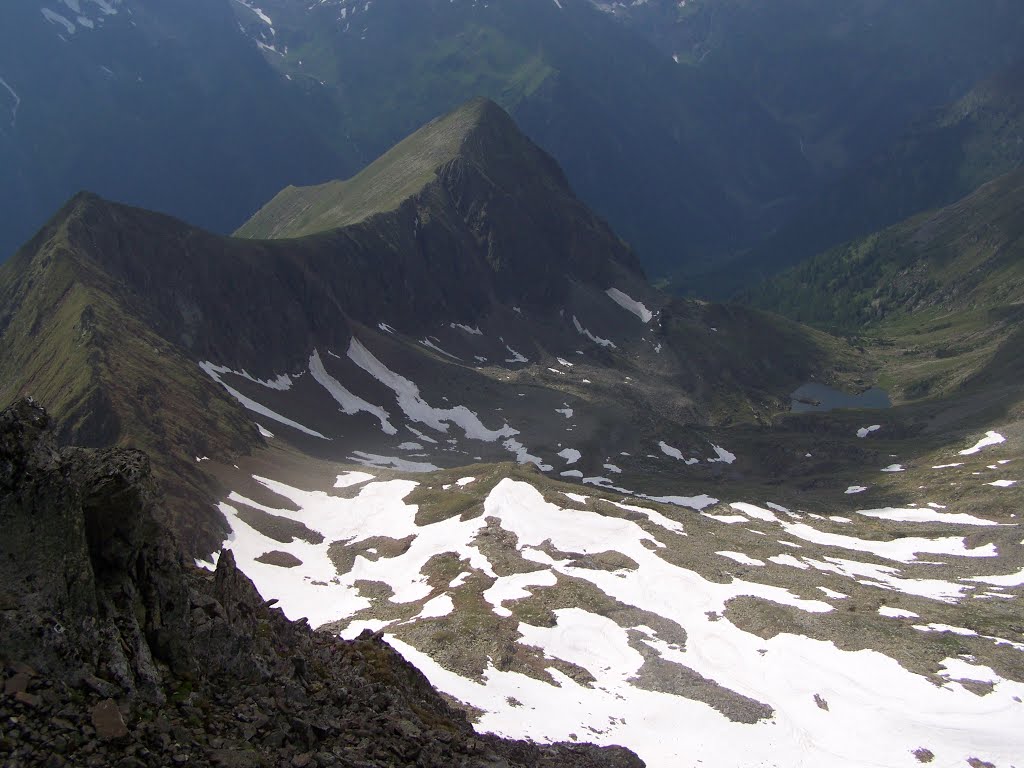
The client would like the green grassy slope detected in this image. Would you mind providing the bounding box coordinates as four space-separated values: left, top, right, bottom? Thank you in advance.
745 168 1024 403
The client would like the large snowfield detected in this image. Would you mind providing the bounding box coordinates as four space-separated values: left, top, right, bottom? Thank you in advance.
205 455 1024 767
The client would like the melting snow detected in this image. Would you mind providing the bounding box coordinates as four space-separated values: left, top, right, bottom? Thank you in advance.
709 444 736 464
218 472 1024 767
913 623 978 637
856 508 1003 526
420 338 459 359
335 471 375 488
504 345 528 363
310 350 396 434
781 522 997 563
558 448 581 465
703 513 749 525
606 501 687 536
659 441 698 463
959 431 1006 455
503 438 553 472
0 77 19 128
200 362 328 439
856 425 881 438
717 551 765 567
817 587 847 600
645 493 718 510
348 452 440 472
966 567 1024 588
348 339 516 442
768 554 808 569
729 503 779 523
878 606 919 619
42 7 76 34
572 316 616 348
605 288 653 323
484 570 559 617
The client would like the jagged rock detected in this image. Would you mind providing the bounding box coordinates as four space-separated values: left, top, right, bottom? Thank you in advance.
0 399 644 768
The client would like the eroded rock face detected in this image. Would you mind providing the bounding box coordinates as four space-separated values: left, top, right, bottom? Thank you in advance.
0 399 644 768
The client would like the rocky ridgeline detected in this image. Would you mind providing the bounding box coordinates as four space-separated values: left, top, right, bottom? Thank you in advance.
0 399 643 768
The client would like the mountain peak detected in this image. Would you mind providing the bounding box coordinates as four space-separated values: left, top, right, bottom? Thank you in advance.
236 97 567 240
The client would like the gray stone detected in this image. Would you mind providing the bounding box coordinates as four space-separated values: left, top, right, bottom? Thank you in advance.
91 699 128 741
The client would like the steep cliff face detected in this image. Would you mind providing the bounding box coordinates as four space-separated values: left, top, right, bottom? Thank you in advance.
0 399 644 768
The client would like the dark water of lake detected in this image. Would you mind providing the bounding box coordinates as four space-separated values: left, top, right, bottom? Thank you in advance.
790 382 891 413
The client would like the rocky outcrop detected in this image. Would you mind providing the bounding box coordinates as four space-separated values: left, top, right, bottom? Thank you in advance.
0 399 644 768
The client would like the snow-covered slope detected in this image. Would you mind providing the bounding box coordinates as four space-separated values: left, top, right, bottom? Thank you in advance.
205 427 1024 767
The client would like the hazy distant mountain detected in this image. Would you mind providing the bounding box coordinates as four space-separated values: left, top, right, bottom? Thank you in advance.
0 0 345 262
0 0 813 274
2 0 1021 281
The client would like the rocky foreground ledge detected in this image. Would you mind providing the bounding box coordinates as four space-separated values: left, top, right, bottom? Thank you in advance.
0 399 643 768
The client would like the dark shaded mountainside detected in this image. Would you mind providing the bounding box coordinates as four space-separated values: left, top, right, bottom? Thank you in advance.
747 167 1024 406
690 59 1024 297
596 0 1024 181
0 98 851 555
0 0 811 274
0 398 643 768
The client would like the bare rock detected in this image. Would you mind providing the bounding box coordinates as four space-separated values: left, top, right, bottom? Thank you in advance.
91 699 129 740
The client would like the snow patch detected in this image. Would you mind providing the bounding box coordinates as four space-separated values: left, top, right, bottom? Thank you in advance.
348 452 440 472
309 350 396 435
572 316 616 348
605 288 653 323
200 361 328 439
558 448 581 465
717 551 765 567
878 606 919 619
348 339 516 442
959 431 1005 456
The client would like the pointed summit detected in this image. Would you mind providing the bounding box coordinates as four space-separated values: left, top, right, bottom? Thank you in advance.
236 97 570 240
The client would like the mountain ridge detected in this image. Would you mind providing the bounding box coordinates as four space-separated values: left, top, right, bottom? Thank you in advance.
238 97 570 240
0 99 856 556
